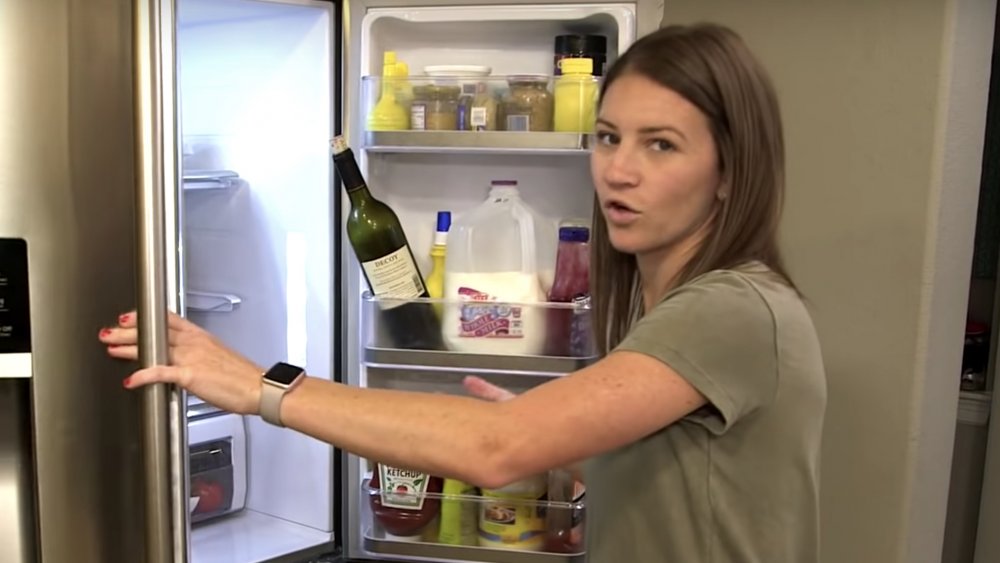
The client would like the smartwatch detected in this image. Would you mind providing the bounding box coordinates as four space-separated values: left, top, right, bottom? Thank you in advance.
260 362 306 427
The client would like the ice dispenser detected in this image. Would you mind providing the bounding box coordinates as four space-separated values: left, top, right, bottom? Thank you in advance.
0 238 38 563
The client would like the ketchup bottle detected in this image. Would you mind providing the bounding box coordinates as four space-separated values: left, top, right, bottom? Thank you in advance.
369 463 443 541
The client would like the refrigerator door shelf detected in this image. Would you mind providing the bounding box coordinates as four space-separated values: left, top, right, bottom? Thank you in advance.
361 292 596 376
186 290 242 313
363 534 584 563
363 131 591 155
364 346 593 376
182 169 240 190
958 390 992 426
360 480 585 563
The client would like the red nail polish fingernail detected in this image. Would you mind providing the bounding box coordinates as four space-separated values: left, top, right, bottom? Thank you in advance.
100 328 111 338
122 377 131 388
119 314 130 324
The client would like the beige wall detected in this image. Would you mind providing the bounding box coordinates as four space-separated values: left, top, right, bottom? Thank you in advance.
660 1 995 562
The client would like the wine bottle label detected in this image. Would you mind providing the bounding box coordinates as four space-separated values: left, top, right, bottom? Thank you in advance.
379 465 429 511
362 246 425 307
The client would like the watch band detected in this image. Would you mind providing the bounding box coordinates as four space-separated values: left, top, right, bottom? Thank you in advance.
259 362 306 427
259 380 286 427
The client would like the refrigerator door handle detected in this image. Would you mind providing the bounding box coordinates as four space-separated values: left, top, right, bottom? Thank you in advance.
133 0 189 562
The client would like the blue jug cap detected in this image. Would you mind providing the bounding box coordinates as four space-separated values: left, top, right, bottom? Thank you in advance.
436 211 452 232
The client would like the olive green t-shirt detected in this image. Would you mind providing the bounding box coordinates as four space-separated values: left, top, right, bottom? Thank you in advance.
584 262 826 562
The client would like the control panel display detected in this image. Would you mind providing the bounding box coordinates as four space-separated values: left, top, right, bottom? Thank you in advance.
0 238 31 354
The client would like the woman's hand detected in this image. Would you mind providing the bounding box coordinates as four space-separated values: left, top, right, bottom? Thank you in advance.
98 311 264 415
462 375 516 402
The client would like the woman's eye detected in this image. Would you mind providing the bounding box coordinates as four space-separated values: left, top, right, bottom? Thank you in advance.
595 131 619 145
650 139 675 152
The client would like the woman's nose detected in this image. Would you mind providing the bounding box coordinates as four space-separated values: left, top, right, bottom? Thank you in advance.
602 145 640 188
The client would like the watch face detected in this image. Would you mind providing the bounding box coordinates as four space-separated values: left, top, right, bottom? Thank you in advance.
267 362 304 386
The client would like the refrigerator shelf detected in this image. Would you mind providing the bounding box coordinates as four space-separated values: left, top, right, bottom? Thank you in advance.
362 131 590 155
182 169 240 189
363 533 585 563
362 292 596 375
186 290 242 313
361 478 585 563
363 346 593 375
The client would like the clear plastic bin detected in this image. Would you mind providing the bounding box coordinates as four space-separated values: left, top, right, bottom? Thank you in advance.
360 74 599 134
362 480 586 563
360 292 596 375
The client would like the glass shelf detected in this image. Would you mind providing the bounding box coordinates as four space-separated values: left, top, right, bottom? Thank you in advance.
182 169 240 190
361 292 596 376
361 479 585 563
363 131 591 155
186 290 242 313
361 73 597 154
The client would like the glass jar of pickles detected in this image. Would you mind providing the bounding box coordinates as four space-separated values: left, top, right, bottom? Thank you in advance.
411 85 461 131
466 82 499 131
500 76 553 132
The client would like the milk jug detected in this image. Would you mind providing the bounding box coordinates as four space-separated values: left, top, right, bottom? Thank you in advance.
443 180 555 355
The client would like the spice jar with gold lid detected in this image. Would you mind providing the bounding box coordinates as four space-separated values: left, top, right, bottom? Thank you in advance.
500 75 553 132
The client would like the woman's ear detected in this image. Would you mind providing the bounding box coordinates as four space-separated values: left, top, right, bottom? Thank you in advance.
716 179 731 202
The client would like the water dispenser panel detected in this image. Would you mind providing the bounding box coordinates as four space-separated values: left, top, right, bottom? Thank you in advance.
0 238 31 378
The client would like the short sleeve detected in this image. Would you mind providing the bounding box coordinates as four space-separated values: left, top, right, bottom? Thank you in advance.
614 271 778 434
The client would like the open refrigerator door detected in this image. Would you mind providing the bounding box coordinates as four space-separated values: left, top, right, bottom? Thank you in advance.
341 2 645 562
174 0 338 561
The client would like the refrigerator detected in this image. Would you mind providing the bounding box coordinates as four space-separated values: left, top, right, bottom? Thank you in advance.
0 0 660 562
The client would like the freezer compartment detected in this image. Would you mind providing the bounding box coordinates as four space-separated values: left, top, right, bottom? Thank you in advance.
361 479 585 563
361 74 599 135
361 292 596 375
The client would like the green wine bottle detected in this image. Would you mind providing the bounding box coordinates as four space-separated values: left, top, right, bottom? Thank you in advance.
331 136 445 351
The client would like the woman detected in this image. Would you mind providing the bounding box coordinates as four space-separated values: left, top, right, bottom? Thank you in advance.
100 23 825 562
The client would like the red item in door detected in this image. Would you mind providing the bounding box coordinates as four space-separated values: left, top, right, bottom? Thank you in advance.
544 226 591 357
369 463 443 540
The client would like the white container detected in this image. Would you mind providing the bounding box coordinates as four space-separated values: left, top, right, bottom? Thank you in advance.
424 65 492 98
443 180 555 355
478 473 548 551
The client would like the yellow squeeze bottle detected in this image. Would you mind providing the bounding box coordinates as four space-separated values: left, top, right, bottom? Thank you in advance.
425 211 450 317
367 52 408 131
553 57 597 133
395 61 414 114
438 478 478 546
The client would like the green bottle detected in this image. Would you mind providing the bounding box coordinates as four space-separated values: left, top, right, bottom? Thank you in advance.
331 136 445 350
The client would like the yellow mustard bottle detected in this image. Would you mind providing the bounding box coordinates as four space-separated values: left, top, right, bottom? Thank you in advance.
553 57 597 133
367 52 408 131
395 61 414 115
425 211 450 318
438 478 478 546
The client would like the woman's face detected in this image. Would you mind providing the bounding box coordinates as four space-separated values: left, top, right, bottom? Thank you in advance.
591 72 723 258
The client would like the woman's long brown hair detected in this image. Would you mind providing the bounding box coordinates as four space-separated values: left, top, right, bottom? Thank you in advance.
591 23 795 354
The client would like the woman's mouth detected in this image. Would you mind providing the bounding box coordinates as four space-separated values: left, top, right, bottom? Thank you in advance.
604 200 640 225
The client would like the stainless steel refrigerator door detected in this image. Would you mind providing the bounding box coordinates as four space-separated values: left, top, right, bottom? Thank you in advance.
0 239 36 563
0 380 37 563
0 0 153 561
135 0 190 561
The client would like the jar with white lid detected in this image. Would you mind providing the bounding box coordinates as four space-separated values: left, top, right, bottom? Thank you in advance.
424 65 493 130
